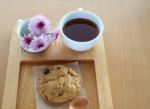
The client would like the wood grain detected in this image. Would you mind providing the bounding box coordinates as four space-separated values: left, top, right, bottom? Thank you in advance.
0 0 150 109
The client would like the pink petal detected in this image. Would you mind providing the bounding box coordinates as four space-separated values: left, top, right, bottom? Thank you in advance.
28 15 51 36
51 27 60 40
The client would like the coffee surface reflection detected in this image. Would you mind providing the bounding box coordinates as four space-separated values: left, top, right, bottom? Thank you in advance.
63 18 99 42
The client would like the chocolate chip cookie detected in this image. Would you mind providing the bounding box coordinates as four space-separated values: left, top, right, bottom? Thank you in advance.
38 65 81 103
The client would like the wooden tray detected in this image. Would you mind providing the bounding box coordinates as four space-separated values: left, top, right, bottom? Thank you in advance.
2 25 113 109
17 59 99 109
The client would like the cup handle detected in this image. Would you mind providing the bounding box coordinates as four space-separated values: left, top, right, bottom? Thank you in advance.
78 8 84 11
16 19 23 38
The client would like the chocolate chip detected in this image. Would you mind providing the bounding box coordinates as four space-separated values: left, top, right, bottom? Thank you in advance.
44 94 48 100
44 68 50 75
58 92 63 96
57 67 61 70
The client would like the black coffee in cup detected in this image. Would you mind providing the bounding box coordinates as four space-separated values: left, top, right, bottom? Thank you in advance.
63 18 99 42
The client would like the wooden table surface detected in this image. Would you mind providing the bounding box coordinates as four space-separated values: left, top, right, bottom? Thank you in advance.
0 0 150 109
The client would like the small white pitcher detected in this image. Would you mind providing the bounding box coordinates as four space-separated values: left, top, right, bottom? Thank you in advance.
16 19 58 53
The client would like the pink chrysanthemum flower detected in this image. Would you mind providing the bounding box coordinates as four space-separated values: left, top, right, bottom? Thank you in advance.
20 34 34 49
28 15 50 36
51 27 60 40
30 34 50 51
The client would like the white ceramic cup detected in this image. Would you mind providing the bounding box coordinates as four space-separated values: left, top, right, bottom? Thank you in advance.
59 8 104 52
